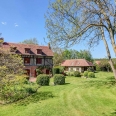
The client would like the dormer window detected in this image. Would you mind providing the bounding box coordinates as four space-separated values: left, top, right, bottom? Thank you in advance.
37 49 42 54
25 48 30 53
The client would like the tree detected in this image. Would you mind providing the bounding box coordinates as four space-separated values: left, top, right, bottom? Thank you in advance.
53 48 93 66
96 59 111 72
77 50 93 62
20 38 39 45
53 48 64 66
45 0 116 79
0 48 25 102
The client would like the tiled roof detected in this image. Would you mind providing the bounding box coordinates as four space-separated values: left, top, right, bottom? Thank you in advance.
61 59 94 67
2 42 53 56
95 61 101 65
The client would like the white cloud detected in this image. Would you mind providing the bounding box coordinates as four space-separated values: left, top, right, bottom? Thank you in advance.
1 22 7 25
14 23 19 27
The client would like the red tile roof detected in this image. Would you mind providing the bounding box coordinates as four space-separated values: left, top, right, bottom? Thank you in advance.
61 59 94 67
95 61 101 65
2 42 53 56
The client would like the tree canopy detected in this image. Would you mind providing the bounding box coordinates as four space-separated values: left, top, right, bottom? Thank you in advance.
45 0 116 79
20 38 39 45
53 49 93 66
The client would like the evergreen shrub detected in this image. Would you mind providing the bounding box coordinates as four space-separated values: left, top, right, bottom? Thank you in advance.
88 72 95 78
36 74 50 86
83 71 88 77
52 67 60 75
74 71 81 77
54 74 65 85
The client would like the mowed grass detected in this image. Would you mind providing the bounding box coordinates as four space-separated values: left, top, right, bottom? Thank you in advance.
0 72 116 116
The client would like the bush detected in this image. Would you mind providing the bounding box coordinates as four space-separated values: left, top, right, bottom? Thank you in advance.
95 64 101 71
70 71 74 76
87 67 94 72
66 71 70 76
74 71 81 77
83 71 88 77
88 72 95 78
59 66 64 73
52 67 60 75
36 74 50 86
54 74 65 85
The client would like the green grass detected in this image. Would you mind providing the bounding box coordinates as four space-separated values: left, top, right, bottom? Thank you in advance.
0 72 116 116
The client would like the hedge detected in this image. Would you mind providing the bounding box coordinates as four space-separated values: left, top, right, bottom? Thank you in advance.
36 74 50 86
54 74 65 85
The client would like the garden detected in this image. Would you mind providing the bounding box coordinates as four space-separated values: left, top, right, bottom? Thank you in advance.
0 71 116 116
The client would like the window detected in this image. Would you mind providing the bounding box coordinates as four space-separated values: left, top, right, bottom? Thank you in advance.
25 48 30 53
24 58 30 64
36 58 42 64
37 49 42 54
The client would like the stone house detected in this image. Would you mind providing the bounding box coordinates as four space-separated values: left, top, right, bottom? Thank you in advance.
61 59 94 72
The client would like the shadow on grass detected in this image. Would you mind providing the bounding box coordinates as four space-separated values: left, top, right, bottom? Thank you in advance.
14 91 54 106
102 109 116 116
82 76 116 89
65 83 70 85
110 109 116 116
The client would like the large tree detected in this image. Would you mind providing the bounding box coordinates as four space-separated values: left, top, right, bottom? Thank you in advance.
45 0 116 79
77 50 93 62
20 38 39 45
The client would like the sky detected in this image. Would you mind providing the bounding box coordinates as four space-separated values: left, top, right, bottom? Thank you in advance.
0 0 115 59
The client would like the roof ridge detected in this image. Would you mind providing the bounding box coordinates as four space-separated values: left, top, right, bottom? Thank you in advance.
4 42 48 47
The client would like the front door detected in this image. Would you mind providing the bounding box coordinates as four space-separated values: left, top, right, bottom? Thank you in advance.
46 70 49 74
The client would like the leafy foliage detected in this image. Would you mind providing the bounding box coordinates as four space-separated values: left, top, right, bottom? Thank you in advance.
0 49 30 103
20 38 38 45
74 71 81 77
52 67 60 75
36 74 50 86
87 67 94 72
95 59 112 72
83 71 89 78
88 72 95 78
53 49 93 66
54 74 65 85
45 0 116 78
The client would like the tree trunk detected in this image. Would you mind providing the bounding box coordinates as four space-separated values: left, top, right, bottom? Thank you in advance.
100 27 116 79
109 59 116 79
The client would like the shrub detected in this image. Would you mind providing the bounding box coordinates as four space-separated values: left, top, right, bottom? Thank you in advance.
54 74 65 85
83 71 88 77
88 72 95 78
36 74 50 86
87 67 94 72
59 66 64 73
74 71 81 77
70 71 74 76
66 71 70 76
52 67 60 75
95 64 101 71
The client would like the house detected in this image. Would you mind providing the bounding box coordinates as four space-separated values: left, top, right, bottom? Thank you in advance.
95 60 101 65
61 59 94 72
0 38 53 77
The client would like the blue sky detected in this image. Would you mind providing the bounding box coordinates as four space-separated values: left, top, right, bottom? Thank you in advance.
0 0 115 59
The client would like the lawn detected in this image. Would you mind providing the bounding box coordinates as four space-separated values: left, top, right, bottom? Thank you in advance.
0 72 116 116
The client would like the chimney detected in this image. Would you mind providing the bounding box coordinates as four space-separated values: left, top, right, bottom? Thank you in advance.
0 38 4 47
48 43 51 49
